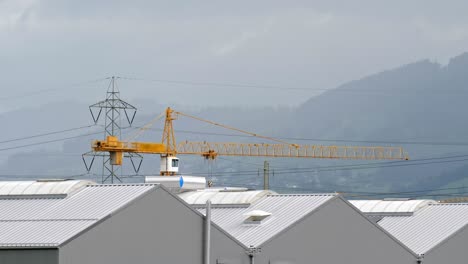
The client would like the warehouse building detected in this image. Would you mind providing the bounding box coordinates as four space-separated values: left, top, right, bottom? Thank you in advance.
5 180 451 264
196 193 418 264
0 180 246 264
378 203 468 264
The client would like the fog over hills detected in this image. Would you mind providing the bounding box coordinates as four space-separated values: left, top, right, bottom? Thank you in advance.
1 52 468 197
288 52 468 194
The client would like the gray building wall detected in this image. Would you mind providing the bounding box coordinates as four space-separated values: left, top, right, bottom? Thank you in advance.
423 225 468 264
0 249 58 264
210 224 249 264
257 198 417 264
59 188 244 264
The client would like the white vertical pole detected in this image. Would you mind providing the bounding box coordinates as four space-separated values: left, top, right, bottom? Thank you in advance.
204 200 211 264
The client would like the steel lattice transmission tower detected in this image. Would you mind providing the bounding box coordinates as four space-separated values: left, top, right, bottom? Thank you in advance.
82 76 141 183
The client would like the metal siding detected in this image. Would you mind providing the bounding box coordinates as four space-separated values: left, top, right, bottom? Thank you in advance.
0 184 157 248
258 198 416 264
0 199 59 220
379 203 468 254
0 220 94 247
197 194 335 247
59 186 213 264
35 184 155 220
422 225 468 264
0 249 58 264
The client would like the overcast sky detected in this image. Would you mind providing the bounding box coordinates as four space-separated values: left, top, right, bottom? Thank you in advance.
1 0 468 111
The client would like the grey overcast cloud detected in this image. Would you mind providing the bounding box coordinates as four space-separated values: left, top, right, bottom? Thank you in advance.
1 0 468 111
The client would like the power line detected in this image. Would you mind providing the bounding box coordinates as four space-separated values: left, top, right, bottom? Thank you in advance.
0 173 92 178
0 123 140 149
4 170 464 200
268 158 468 175
0 124 138 155
184 153 468 176
0 132 102 152
346 192 468 199
0 153 85 157
0 125 96 145
119 76 468 95
275 137 468 146
120 76 324 91
4 75 468 107
62 171 468 200
222 182 468 199
0 77 109 102
201 157 468 177
217 156 266 167
135 126 468 147
344 186 468 197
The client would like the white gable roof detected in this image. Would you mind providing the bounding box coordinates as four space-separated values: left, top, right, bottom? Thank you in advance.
379 203 468 255
198 194 336 247
0 183 158 248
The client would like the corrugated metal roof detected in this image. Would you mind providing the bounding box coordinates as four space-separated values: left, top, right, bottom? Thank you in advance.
0 220 95 248
0 183 157 248
0 199 59 220
34 184 156 220
0 180 95 197
179 189 276 205
350 199 436 214
198 194 335 247
378 203 468 255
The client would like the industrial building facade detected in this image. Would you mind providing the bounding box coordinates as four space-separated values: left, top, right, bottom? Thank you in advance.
193 193 418 264
4 180 468 263
378 203 468 264
0 181 245 264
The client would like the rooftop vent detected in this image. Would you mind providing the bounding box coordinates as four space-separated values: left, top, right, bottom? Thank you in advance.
243 210 272 224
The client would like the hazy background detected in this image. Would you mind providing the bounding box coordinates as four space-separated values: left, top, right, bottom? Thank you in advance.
2 0 468 109
1 1 468 199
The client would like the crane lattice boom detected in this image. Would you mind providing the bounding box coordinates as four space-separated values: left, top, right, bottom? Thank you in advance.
90 107 409 175
177 141 407 160
93 137 407 163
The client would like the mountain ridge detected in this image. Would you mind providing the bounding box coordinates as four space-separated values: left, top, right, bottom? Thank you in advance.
1 52 468 196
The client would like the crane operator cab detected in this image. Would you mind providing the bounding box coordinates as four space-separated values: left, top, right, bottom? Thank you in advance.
160 156 179 175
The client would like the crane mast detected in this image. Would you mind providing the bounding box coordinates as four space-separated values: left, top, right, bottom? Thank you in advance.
160 107 178 175
162 107 177 156
91 107 409 176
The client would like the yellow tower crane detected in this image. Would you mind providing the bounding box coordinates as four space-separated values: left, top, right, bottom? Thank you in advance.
91 107 409 176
